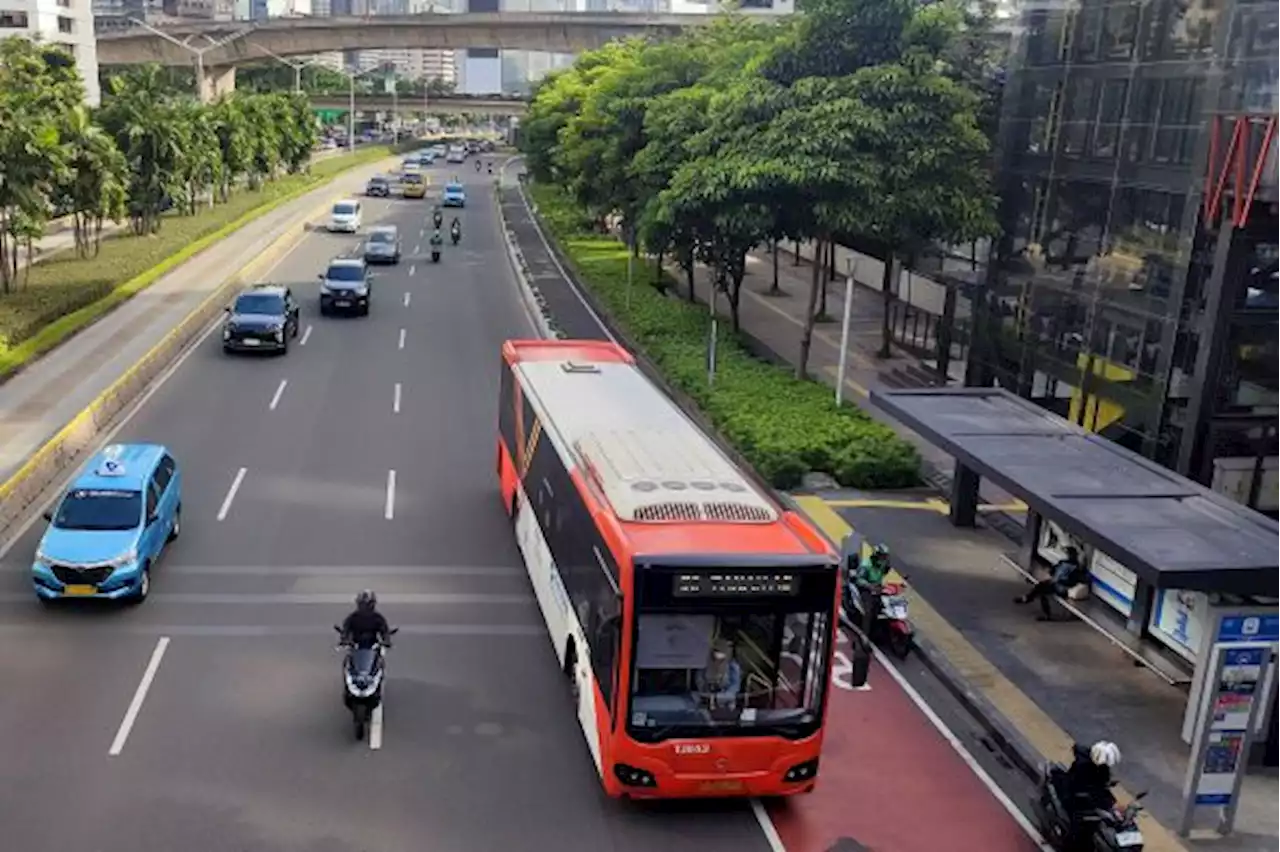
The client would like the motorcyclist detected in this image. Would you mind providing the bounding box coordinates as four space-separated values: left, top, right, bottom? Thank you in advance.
1058 741 1121 846
432 206 443 229
853 544 892 629
450 216 461 240
474 158 481 171
339 590 391 648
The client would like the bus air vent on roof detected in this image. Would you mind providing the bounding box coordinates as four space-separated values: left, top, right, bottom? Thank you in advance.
575 429 778 524
560 361 600 374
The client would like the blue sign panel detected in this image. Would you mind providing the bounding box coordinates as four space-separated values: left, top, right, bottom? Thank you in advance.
1216 614 1280 644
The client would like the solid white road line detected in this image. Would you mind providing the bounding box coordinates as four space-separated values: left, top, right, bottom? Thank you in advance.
409 265 416 278
268 379 288 411
403 291 411 307
393 382 402 414
870 644 1054 850
384 470 396 520
299 324 313 346
749 800 788 852
397 328 406 350
370 701 384 751
216 467 247 521
108 636 170 756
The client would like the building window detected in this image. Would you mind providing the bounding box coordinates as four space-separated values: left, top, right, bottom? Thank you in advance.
1091 79 1128 158
1220 323 1279 413
57 0 71 7
57 15 73 33
0 9 29 27
1142 0 1218 61
1102 2 1140 60
1151 77 1203 166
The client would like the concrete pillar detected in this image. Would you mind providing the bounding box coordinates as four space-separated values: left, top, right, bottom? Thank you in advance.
1126 578 1154 637
199 65 237 104
948 461 980 527
1020 510 1044 569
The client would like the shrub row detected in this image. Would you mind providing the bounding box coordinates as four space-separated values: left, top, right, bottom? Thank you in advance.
0 146 394 352
528 182 921 491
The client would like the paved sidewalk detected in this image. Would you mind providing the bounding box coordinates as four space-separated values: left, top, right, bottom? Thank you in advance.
0 158 393 484
676 255 1277 849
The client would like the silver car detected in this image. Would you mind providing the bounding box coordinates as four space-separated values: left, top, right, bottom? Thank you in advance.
363 226 401 265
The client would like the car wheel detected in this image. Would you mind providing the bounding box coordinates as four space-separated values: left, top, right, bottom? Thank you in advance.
131 565 151 605
320 304 329 317
223 344 233 354
168 505 182 542
360 304 370 317
278 337 289 356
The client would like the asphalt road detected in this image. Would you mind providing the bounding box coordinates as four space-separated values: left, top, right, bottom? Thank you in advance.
0 170 774 852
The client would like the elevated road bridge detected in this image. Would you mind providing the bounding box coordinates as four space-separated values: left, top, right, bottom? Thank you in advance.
96 12 707 100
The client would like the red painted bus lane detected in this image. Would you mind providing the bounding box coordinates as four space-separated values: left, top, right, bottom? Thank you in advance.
766 639 1041 852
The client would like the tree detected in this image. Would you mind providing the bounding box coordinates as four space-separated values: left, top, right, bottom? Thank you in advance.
0 39 81 291
57 105 127 258
240 94 283 187
275 93 319 175
209 96 251 202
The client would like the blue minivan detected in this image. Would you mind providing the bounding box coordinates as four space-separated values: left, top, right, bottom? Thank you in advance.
31 443 182 604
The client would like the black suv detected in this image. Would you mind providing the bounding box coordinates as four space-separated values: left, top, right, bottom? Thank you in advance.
222 284 300 354
365 175 391 198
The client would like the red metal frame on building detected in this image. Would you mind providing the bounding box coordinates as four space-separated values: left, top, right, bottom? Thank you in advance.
1204 113 1278 229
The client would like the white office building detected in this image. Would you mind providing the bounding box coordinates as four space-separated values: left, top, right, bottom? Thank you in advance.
2 0 100 105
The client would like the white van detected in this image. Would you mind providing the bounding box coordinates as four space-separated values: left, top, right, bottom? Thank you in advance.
328 199 362 233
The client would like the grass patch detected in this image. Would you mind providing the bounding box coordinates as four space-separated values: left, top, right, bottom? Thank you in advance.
528 181 921 491
0 145 397 380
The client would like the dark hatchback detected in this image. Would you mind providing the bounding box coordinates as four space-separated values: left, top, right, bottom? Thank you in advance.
222 285 300 354
365 175 391 197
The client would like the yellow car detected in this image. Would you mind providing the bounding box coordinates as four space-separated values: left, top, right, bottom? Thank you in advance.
402 173 427 199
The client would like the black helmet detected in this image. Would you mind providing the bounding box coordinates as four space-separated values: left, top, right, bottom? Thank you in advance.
355 589 377 614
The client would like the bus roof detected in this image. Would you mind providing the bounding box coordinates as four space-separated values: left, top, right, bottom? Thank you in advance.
504 340 831 560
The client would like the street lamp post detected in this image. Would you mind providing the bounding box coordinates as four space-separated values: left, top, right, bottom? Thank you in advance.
128 18 254 102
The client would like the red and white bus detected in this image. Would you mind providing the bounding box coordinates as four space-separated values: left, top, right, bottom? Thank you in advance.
497 339 840 799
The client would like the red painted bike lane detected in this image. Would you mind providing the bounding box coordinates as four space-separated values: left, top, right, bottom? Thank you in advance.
765 632 1042 852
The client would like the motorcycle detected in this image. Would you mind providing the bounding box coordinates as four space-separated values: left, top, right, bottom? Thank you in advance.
487 163 493 175
430 242 442 262
334 624 399 741
474 159 481 171
1033 763 1147 851
432 212 443 230
450 227 461 246
840 534 914 659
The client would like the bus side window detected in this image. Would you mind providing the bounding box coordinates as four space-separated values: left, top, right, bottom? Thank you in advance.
593 612 621 722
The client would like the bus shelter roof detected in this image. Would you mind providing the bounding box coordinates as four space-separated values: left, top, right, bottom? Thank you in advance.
870 388 1278 598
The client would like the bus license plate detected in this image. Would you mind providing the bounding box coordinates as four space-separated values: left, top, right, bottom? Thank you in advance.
699 780 744 793
63 585 96 596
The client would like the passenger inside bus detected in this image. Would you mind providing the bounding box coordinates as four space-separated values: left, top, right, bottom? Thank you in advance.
629 612 824 729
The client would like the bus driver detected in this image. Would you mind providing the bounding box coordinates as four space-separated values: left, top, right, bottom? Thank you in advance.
695 638 742 711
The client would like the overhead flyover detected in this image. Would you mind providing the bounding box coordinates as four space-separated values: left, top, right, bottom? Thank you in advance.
308 93 528 115
95 12 706 67
871 387 1278 600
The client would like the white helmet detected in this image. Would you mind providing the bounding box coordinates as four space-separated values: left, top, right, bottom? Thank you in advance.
1090 741 1122 767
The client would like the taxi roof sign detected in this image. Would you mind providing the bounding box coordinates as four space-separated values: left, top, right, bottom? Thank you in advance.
96 445 127 476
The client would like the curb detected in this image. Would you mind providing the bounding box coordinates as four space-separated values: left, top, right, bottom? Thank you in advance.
0 153 399 549
493 180 556 341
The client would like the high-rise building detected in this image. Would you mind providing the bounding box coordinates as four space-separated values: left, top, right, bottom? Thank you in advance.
964 0 1278 515
6 0 100 105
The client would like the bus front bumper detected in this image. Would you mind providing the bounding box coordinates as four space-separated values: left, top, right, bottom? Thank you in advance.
610 756 820 799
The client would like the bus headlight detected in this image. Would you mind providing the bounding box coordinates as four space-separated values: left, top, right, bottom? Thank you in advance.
783 758 819 783
612 764 656 788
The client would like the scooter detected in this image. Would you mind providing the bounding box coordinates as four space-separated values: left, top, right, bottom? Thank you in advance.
430 243 442 262
450 228 461 246
1033 762 1147 851
840 534 914 659
334 625 399 741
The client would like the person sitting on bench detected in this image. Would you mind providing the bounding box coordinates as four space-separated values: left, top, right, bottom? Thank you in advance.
1015 546 1087 621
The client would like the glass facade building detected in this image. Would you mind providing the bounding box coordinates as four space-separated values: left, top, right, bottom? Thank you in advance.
970 0 1278 515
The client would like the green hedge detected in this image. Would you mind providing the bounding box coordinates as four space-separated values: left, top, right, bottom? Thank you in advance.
0 145 396 362
528 182 921 491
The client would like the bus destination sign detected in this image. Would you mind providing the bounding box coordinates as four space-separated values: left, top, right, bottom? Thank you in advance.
673 572 799 597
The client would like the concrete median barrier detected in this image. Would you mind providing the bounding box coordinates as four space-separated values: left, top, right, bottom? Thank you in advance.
0 160 396 549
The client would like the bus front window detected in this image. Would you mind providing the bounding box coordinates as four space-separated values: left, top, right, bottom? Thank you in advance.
627 610 831 742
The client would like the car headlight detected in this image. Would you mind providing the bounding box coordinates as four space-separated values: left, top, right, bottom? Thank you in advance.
35 547 50 565
223 328 231 339
354 287 369 297
320 283 334 295
108 547 138 567
275 328 285 341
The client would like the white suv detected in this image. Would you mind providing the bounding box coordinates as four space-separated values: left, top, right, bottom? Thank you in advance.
328 200 362 233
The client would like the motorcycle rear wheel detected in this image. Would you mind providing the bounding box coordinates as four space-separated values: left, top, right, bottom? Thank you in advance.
888 630 913 660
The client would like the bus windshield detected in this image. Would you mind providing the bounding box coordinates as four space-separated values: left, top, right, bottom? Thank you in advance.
627 605 832 742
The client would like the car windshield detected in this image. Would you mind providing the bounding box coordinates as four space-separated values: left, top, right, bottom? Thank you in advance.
446 184 463 193
333 203 357 215
53 489 143 531
403 174 423 185
627 606 831 742
368 232 395 244
368 177 387 186
233 293 284 315
326 265 365 282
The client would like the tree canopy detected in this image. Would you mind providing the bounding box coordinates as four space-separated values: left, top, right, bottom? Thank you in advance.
0 41 320 292
518 0 1000 375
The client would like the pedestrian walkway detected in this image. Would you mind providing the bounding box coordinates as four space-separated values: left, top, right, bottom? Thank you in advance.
0 158 393 484
671 256 1276 850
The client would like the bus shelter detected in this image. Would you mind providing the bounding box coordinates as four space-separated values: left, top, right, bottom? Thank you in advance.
869 387 1278 777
